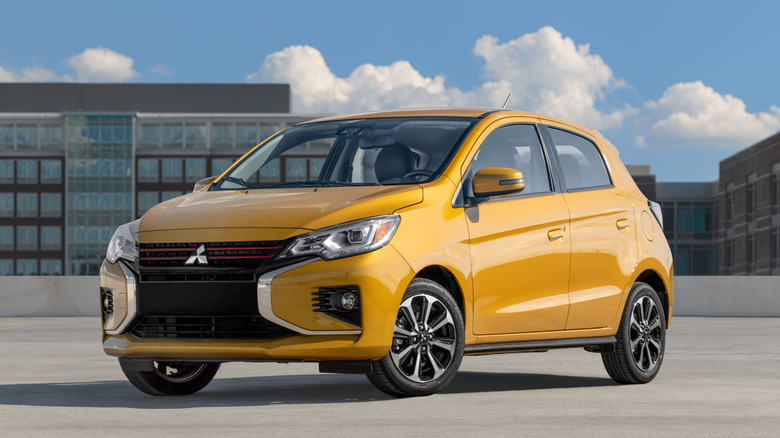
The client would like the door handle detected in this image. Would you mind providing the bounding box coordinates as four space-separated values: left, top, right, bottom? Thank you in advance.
616 219 630 231
547 228 564 243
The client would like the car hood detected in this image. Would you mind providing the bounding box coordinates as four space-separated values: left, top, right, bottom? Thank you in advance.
139 185 423 236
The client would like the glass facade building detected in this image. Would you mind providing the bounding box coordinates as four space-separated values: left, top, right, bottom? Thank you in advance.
0 83 318 275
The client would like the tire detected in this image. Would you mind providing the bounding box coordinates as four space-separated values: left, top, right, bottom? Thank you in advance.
120 360 220 396
368 278 465 397
602 282 666 384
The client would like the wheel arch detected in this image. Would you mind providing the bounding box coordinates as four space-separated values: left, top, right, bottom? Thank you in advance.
413 265 465 318
634 268 671 327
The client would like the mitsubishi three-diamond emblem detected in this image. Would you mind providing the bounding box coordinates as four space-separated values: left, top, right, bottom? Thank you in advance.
184 244 208 265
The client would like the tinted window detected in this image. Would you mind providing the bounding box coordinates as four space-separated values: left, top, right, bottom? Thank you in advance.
548 128 611 190
470 124 551 195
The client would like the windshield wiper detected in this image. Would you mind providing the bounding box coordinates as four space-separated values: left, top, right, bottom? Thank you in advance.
221 176 256 189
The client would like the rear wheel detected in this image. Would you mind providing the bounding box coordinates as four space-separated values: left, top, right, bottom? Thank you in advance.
602 282 666 384
368 278 465 397
120 360 220 396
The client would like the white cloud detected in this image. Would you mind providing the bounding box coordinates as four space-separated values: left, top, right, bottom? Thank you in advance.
67 47 139 82
0 65 70 82
150 64 173 76
644 81 780 148
249 27 632 130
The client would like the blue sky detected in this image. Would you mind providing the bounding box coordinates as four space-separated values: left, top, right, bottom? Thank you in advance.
2 0 779 182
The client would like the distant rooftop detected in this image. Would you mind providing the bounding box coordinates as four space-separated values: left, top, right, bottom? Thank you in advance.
0 83 290 114
657 181 719 198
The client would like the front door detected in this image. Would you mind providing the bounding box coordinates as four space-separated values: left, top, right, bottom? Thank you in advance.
464 122 571 335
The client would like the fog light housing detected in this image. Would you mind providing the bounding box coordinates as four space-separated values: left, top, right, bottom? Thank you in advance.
101 289 114 315
312 286 361 326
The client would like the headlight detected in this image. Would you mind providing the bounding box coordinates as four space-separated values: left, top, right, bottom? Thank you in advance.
106 219 140 264
280 215 400 261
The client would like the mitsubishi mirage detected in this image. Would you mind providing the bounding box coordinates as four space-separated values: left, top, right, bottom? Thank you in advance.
100 108 673 397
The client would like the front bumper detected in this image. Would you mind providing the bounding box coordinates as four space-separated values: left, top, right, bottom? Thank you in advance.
100 244 415 362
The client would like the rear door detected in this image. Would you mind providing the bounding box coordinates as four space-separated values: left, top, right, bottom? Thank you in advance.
542 125 638 330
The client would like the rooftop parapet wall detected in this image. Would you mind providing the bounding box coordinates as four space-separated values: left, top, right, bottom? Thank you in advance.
0 276 778 317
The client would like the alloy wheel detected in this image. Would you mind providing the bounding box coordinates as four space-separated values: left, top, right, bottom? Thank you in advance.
389 293 457 383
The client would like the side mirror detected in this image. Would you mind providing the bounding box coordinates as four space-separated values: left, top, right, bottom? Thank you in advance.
472 167 525 198
193 176 218 193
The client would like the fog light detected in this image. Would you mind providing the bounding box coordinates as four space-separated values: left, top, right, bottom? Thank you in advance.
340 291 358 311
330 291 359 312
101 290 114 315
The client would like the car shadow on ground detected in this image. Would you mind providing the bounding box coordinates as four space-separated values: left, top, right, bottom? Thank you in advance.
0 371 614 409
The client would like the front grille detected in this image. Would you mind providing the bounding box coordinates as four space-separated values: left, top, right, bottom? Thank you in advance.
138 241 285 269
131 315 295 339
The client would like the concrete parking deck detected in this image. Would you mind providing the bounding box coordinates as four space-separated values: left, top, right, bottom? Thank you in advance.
1 317 779 437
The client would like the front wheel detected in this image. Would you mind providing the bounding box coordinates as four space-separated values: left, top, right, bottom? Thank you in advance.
368 278 465 397
120 360 220 396
602 282 666 384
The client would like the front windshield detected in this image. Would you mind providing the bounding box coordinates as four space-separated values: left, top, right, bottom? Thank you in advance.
215 117 477 190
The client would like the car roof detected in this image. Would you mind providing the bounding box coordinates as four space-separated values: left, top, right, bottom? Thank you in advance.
300 108 524 123
296 108 612 153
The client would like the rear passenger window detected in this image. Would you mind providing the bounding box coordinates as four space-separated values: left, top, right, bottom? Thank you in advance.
548 127 611 191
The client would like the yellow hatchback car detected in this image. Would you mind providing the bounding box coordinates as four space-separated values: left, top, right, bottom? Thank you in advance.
100 108 673 397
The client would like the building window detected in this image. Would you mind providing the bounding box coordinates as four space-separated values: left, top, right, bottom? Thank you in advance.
746 233 756 273
162 123 183 148
772 227 779 269
40 160 62 184
236 122 259 149
40 193 62 218
16 160 37 184
16 123 38 149
17 226 38 251
258 122 282 141
184 123 207 149
212 122 234 149
16 259 38 275
41 226 62 251
39 124 62 149
161 191 183 202
185 158 206 182
211 158 234 176
161 159 183 183
16 193 38 217
0 226 13 250
675 247 691 275
676 203 692 232
137 191 160 216
0 124 13 149
724 239 733 274
137 159 159 183
0 193 13 217
772 163 780 215
746 173 756 222
0 160 13 183
0 259 13 275
138 123 162 149
724 183 734 228
40 259 62 275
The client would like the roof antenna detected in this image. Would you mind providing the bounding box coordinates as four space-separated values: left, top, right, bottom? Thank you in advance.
501 92 511 109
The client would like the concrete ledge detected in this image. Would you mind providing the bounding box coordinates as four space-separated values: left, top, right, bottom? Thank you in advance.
0 276 778 317
673 276 780 317
0 276 98 316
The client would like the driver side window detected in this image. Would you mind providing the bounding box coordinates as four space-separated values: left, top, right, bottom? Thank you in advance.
470 124 551 195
